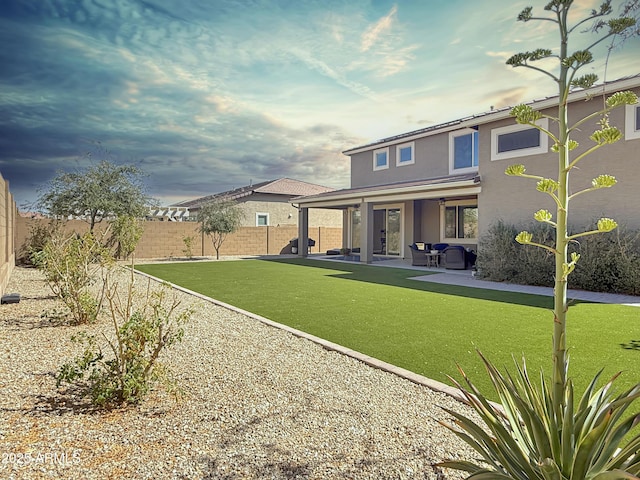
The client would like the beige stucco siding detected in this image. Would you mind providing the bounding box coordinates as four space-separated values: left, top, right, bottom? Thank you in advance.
350 132 450 188
478 87 640 238
237 194 342 228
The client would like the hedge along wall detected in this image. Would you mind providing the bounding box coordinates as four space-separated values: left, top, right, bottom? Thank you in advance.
0 173 16 296
15 216 342 260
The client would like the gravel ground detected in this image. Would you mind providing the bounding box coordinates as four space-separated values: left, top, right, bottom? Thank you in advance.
0 265 479 479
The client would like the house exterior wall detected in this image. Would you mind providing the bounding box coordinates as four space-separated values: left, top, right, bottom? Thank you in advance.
225 193 342 228
350 132 449 188
345 83 639 255
477 86 640 238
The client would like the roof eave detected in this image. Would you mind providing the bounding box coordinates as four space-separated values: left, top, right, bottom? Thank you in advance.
294 177 480 207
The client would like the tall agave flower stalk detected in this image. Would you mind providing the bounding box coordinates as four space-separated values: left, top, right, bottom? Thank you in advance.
439 1 640 477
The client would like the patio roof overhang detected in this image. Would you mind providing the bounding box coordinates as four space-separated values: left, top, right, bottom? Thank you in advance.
292 174 481 209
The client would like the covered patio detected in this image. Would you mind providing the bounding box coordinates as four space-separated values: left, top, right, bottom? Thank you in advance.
292 173 481 265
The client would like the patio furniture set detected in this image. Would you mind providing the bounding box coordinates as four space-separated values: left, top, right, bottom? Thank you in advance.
408 243 476 270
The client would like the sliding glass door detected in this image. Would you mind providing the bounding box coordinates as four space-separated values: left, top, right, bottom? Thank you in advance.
349 205 402 256
374 206 402 256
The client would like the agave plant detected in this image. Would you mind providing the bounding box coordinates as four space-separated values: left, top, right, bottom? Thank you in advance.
437 2 640 478
438 352 640 479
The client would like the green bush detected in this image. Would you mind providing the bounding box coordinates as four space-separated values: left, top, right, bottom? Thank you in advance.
569 226 640 296
106 215 144 259
56 269 194 406
182 235 196 258
17 221 60 266
31 231 110 324
476 221 554 287
478 221 640 295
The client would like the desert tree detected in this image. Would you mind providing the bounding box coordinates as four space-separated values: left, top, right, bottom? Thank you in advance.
38 157 153 231
197 199 244 260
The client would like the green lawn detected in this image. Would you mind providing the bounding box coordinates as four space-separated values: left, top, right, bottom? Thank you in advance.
135 258 640 395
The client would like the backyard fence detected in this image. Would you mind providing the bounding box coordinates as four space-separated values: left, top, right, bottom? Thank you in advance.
16 216 342 261
0 173 16 297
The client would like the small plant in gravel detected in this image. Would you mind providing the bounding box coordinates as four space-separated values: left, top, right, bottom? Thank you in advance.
106 215 144 260
182 235 196 258
56 267 194 406
31 230 112 324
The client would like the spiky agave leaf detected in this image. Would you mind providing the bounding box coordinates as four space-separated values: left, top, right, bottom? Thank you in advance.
437 353 640 479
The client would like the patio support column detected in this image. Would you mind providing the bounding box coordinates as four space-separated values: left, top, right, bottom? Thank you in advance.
298 207 309 257
342 209 349 249
360 201 374 264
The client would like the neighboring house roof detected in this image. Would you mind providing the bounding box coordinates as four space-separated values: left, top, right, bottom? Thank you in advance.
174 178 335 209
294 173 480 208
344 74 640 155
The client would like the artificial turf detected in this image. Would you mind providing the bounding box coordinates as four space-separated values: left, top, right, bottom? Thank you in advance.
135 258 640 395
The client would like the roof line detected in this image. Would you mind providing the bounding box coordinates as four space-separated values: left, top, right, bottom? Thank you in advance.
344 74 640 155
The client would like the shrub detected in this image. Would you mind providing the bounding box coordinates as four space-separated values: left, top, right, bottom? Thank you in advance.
569 226 640 296
106 215 144 260
478 221 640 295
17 221 60 266
31 231 111 324
56 268 194 406
182 235 196 258
476 221 554 287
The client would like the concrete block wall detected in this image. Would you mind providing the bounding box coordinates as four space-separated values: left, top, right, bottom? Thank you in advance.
15 216 343 260
0 175 16 296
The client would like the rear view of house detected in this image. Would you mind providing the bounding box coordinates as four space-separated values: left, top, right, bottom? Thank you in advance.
295 75 640 263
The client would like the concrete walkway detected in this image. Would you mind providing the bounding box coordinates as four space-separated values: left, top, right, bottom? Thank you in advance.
310 255 640 307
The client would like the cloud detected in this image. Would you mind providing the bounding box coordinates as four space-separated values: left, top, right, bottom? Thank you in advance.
481 87 530 110
361 4 398 52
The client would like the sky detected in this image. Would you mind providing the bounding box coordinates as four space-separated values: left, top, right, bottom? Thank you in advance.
1 0 639 210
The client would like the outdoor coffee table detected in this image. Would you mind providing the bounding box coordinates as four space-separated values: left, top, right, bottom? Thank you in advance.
425 252 441 268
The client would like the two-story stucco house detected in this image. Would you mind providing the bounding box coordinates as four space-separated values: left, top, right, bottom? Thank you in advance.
295 75 640 263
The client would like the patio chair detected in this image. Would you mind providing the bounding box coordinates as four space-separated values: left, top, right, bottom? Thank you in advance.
432 243 449 252
408 244 428 266
443 245 467 270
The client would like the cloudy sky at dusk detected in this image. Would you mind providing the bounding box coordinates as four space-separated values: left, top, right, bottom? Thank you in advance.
1 0 639 209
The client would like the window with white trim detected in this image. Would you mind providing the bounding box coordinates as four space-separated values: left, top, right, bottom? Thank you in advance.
491 118 548 160
625 104 640 140
373 147 389 171
256 213 269 226
441 201 478 241
395 142 415 166
449 129 479 174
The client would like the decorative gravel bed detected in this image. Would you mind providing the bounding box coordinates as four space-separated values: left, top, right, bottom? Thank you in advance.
0 265 478 479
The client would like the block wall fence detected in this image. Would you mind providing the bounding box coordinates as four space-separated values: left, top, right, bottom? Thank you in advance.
16 216 342 260
0 174 16 297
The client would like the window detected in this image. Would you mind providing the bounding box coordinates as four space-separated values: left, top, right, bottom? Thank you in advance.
442 203 478 241
491 118 548 160
449 129 479 174
373 147 389 171
626 104 640 140
256 213 269 226
396 142 415 166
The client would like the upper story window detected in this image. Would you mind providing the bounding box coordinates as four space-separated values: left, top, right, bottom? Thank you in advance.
625 103 640 140
491 118 549 161
256 213 269 226
449 129 479 174
373 147 389 171
396 142 415 166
